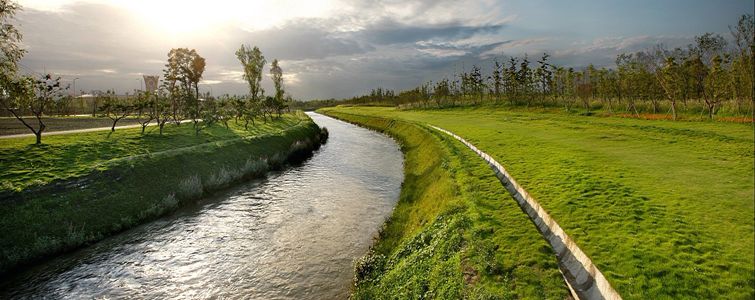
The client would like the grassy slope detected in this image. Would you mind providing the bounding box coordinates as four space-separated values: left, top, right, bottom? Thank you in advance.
0 115 303 192
0 112 322 274
325 106 755 299
320 109 568 299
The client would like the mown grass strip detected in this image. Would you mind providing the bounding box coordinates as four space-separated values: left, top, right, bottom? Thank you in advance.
432 125 620 300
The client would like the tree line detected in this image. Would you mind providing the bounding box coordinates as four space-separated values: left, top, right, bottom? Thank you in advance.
0 0 292 144
344 14 754 121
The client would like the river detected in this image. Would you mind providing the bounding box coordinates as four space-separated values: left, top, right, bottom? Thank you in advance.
0 112 404 299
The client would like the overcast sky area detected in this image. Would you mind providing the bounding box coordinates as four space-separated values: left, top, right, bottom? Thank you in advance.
14 0 754 100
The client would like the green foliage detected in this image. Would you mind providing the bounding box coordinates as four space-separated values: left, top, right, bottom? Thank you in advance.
325 106 754 299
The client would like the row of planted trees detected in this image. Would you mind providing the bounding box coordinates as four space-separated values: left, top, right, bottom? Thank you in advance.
2 42 289 143
348 15 754 121
99 46 291 137
2 0 291 144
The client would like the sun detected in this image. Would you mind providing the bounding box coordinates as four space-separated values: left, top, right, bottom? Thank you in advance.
117 0 228 36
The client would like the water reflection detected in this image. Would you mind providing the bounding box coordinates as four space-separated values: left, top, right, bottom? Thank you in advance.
0 113 403 299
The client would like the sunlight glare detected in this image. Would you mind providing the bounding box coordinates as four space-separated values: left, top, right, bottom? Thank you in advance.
116 0 338 35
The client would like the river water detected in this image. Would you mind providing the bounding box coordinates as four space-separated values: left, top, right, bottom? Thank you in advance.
0 113 404 299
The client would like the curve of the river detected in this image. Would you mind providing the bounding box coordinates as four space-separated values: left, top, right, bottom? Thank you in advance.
0 112 404 299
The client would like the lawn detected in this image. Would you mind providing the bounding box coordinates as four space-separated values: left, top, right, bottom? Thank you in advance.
323 106 754 299
0 115 304 193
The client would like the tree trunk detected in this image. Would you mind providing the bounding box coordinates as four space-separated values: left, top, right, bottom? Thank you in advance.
35 115 46 144
671 100 677 120
706 101 714 119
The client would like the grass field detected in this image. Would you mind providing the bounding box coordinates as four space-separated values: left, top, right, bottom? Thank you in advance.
0 112 323 274
321 110 568 298
322 106 754 299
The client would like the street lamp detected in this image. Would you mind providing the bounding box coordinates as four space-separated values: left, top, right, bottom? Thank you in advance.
73 77 79 98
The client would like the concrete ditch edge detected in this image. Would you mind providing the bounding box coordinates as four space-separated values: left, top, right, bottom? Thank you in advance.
430 125 622 300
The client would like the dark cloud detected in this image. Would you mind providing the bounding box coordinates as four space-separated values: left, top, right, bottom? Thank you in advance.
356 19 506 45
238 21 372 60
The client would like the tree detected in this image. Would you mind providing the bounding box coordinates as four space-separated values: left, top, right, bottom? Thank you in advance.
133 91 155 134
728 14 754 116
694 33 728 66
433 78 450 107
270 58 285 117
535 53 552 107
657 57 682 120
469 65 485 104
99 90 132 132
518 55 533 106
491 58 503 103
703 55 731 119
0 0 23 81
154 93 172 136
236 44 266 125
2 75 67 144
0 0 45 143
269 59 289 117
164 48 205 127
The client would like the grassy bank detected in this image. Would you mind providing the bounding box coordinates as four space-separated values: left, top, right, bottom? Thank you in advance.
320 109 568 299
0 112 325 275
323 106 754 299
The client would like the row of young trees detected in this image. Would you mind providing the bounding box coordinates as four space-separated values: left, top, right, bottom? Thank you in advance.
87 45 292 137
0 0 292 144
347 14 754 121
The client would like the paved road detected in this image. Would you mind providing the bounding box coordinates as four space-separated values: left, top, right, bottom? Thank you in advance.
0 120 193 139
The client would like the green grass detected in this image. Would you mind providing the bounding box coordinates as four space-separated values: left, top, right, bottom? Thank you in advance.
320 109 568 299
0 115 303 193
0 112 323 274
322 106 755 299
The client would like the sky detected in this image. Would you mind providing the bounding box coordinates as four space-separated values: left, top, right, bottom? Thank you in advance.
13 0 754 100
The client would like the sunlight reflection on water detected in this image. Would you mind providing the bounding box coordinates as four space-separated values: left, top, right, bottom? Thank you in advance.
0 112 403 300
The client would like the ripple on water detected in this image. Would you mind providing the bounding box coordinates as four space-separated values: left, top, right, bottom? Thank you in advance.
0 113 403 300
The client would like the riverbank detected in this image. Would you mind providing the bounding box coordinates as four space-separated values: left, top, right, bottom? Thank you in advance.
0 112 326 275
319 108 568 298
322 106 755 299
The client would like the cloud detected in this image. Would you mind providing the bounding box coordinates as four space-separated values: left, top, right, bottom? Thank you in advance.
14 0 708 99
